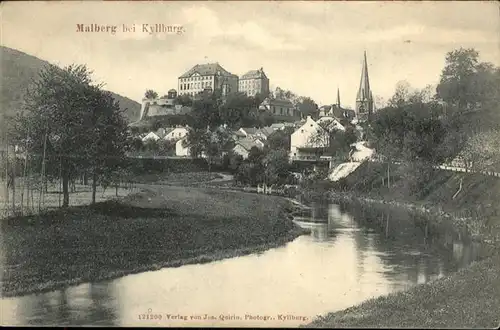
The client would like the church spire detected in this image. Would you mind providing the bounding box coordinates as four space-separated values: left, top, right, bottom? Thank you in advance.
355 51 374 120
336 87 341 107
357 51 371 101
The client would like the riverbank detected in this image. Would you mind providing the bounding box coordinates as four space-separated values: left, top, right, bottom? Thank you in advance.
305 161 500 245
308 254 500 328
1 185 307 297
304 161 500 328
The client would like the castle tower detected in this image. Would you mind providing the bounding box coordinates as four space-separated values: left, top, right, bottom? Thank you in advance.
355 51 374 121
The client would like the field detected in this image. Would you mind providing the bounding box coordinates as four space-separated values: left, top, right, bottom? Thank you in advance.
1 184 304 297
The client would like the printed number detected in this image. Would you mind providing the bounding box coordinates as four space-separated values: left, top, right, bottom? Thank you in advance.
138 309 162 320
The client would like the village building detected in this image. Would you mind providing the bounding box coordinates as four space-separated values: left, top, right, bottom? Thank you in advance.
163 126 189 142
178 63 238 97
317 116 346 132
290 116 329 161
233 137 265 159
238 68 270 97
258 98 301 122
355 51 374 121
141 131 161 142
318 88 356 123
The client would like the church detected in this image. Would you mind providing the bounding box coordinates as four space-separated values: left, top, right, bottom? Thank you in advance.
355 51 374 122
319 51 374 123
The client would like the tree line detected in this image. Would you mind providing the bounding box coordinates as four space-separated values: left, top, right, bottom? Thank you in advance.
367 47 500 194
5 64 131 209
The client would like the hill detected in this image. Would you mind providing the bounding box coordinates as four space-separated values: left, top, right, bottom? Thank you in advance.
0 46 141 122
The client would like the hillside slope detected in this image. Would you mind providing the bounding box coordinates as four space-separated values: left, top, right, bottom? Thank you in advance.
337 161 500 211
0 46 141 122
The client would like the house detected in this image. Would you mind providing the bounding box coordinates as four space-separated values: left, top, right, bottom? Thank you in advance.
178 62 239 97
259 98 301 122
142 131 161 142
255 126 275 140
317 116 346 132
231 130 247 141
290 116 329 160
270 122 297 131
233 137 265 159
164 126 189 142
319 105 356 122
175 138 190 157
318 88 356 123
175 138 208 158
238 127 259 137
238 68 270 97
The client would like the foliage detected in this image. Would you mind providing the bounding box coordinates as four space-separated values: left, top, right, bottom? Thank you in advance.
455 129 500 172
263 149 291 185
219 92 261 129
144 89 158 99
84 86 130 201
296 97 319 118
11 63 130 207
266 126 295 151
309 119 357 159
436 48 480 111
370 102 446 165
174 94 193 107
222 150 244 173
388 81 435 108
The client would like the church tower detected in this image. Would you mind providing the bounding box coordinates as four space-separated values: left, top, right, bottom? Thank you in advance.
336 87 341 107
355 51 374 121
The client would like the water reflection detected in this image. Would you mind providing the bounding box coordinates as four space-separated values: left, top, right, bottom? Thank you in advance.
3 282 117 326
1 202 486 327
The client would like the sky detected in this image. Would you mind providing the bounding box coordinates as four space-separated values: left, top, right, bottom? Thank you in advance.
2 1 499 108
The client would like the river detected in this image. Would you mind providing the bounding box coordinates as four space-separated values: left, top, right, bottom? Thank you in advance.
0 201 486 327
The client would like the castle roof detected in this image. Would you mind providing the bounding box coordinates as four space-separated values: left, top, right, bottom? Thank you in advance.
241 68 267 80
179 63 236 78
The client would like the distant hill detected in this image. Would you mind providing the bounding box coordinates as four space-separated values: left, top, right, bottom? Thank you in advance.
0 46 141 122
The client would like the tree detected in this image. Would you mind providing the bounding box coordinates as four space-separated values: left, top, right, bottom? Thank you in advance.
388 81 435 108
175 94 193 107
144 89 158 99
204 128 235 172
296 97 319 119
222 150 244 173
308 119 356 159
219 92 258 129
266 126 295 151
14 64 92 207
157 139 176 155
84 86 130 204
370 102 446 187
436 48 480 111
436 48 500 163
263 149 291 185
387 81 412 108
182 128 209 158
456 129 500 172
187 92 223 130
12 64 129 207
